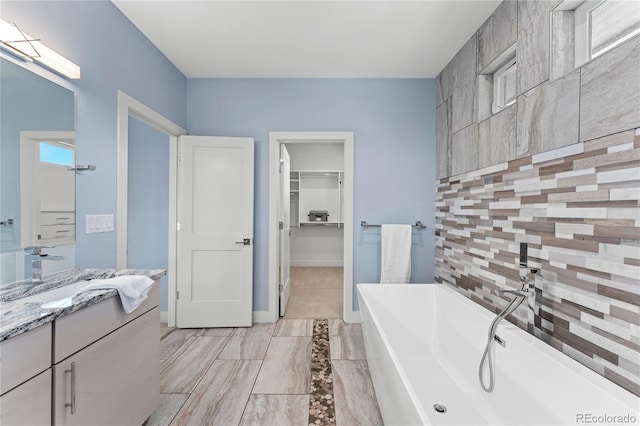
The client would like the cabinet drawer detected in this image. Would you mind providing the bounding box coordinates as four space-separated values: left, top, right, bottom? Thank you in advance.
0 369 51 426
38 224 75 242
54 308 160 426
40 212 75 225
54 282 159 363
0 323 52 395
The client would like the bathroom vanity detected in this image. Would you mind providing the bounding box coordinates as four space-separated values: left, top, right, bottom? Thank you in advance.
0 269 163 426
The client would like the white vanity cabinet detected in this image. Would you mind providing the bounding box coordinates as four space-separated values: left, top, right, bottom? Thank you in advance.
53 284 160 426
0 370 52 426
0 323 53 426
54 307 160 426
1 277 161 426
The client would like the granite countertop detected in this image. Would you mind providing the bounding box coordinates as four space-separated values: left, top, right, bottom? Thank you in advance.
0 268 165 342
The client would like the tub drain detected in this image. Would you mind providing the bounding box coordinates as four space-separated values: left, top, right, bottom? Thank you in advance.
433 403 447 413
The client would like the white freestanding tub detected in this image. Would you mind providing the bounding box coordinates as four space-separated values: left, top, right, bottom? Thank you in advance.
357 283 639 426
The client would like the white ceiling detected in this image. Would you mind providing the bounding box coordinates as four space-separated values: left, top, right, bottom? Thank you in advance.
112 1 501 78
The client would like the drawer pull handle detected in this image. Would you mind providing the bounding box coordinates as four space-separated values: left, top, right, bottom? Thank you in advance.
56 217 70 220
56 230 70 233
65 362 76 414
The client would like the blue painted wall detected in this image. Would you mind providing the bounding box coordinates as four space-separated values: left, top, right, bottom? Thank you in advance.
2 1 187 268
127 117 170 311
187 79 436 311
3 2 437 314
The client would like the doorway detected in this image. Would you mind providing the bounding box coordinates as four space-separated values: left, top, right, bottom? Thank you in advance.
116 91 186 326
127 117 170 318
268 132 357 323
117 92 255 328
283 143 344 318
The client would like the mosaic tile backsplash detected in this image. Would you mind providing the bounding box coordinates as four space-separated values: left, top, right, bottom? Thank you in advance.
435 128 640 396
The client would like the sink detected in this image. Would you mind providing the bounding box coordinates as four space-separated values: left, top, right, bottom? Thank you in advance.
0 270 116 303
19 279 106 308
42 297 74 309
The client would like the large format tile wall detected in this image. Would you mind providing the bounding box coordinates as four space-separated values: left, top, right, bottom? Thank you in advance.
435 0 640 395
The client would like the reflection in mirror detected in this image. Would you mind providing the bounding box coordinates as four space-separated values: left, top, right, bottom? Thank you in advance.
0 57 76 284
20 131 75 247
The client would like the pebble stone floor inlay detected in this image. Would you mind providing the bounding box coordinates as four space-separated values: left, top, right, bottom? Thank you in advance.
309 319 336 425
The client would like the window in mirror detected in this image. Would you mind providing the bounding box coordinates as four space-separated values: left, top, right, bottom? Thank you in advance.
40 141 74 167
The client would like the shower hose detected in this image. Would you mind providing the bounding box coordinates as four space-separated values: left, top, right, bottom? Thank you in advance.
478 291 526 392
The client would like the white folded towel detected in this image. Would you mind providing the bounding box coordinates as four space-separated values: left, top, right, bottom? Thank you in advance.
380 224 412 284
81 275 154 314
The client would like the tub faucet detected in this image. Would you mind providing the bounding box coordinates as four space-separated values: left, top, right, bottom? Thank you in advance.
481 243 542 392
497 244 541 331
517 243 541 335
24 246 64 285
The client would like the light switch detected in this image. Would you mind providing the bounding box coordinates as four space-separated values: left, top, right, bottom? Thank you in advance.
86 214 114 234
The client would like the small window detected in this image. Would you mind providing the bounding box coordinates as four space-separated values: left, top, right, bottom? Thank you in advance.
40 142 74 167
492 56 516 114
576 0 640 64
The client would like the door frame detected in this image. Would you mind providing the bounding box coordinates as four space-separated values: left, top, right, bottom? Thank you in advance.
268 131 357 323
278 144 291 317
116 91 186 326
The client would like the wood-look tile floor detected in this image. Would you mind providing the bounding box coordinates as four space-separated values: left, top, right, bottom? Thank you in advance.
148 319 382 426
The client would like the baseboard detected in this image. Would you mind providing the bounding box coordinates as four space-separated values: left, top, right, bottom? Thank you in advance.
167 311 274 325
253 310 276 323
291 259 343 267
343 309 361 323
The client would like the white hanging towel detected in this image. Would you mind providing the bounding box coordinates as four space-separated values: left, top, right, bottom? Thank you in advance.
380 224 412 283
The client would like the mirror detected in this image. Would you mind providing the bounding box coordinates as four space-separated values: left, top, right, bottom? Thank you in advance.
0 57 76 253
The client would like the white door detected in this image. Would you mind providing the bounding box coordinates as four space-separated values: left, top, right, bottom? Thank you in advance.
176 136 254 327
279 144 291 316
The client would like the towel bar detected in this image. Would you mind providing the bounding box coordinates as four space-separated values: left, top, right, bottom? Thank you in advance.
361 221 427 229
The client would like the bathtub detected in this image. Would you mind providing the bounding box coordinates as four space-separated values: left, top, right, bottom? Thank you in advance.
357 283 639 426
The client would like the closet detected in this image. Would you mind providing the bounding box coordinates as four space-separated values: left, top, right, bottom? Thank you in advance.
286 143 344 267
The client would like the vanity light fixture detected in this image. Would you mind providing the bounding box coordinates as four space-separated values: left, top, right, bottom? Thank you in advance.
0 18 80 79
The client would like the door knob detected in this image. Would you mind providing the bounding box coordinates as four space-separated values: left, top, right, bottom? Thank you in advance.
235 238 251 245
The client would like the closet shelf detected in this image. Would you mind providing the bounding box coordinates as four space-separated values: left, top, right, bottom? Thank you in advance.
289 169 344 228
